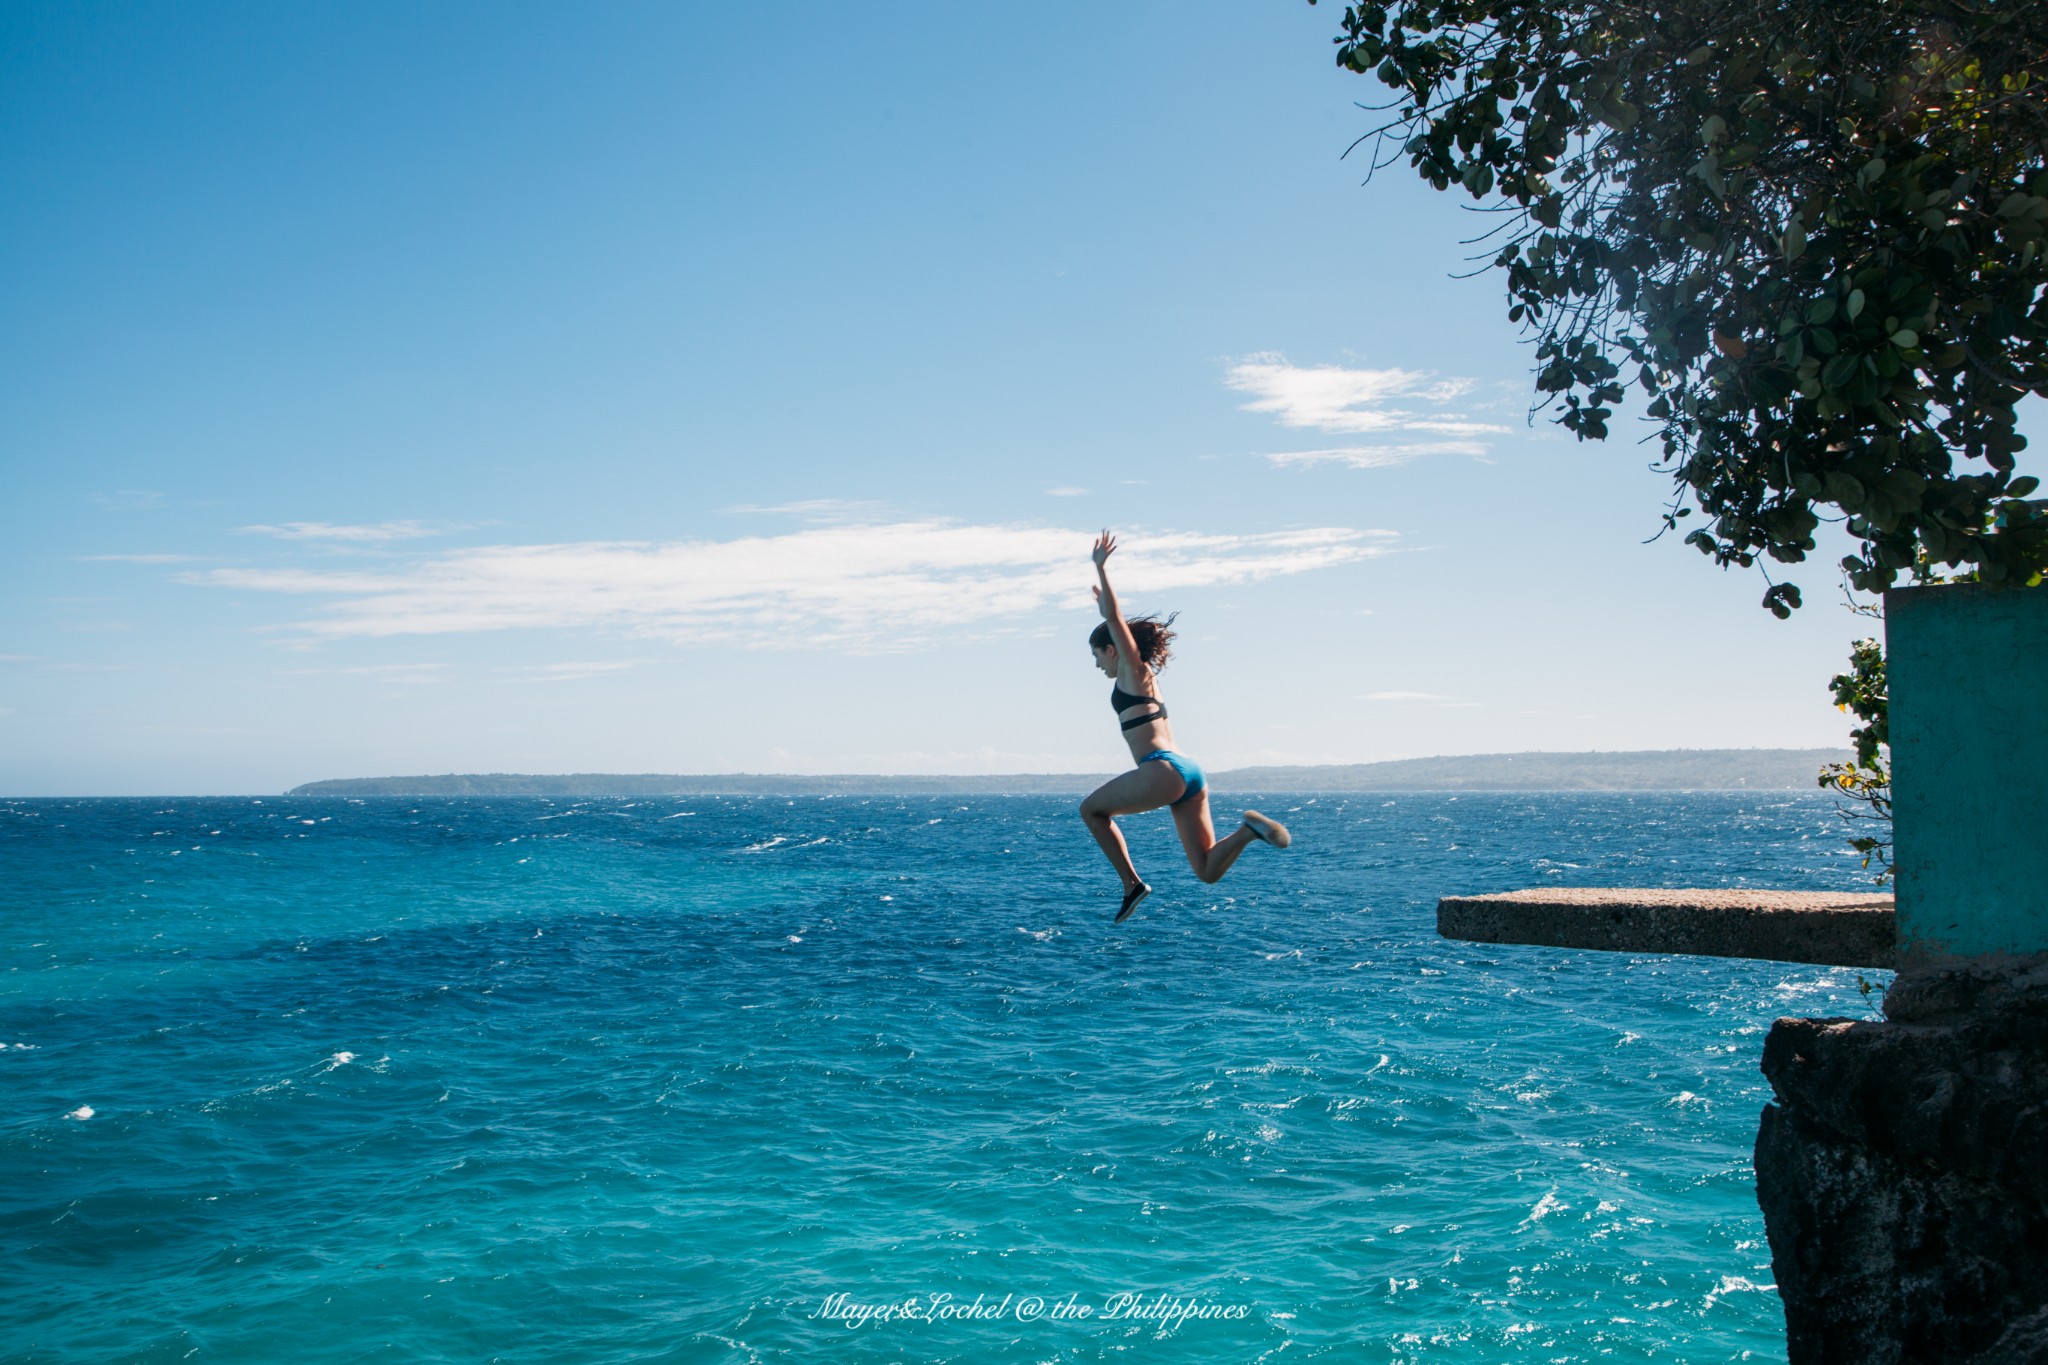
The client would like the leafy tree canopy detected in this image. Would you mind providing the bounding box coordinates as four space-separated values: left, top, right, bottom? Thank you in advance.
1317 0 2048 613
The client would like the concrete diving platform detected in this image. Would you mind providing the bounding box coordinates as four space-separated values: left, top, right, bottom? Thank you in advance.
1437 887 1896 969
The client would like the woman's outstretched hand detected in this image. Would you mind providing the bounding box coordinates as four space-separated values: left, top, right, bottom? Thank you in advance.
1091 530 1117 568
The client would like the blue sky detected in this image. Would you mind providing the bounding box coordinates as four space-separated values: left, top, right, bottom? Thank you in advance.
5 2 2019 796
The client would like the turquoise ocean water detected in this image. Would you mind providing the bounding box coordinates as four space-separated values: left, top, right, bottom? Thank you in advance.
2 792 1884 1363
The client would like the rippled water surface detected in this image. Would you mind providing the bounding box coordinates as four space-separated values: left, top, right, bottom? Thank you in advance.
1 792 1886 1363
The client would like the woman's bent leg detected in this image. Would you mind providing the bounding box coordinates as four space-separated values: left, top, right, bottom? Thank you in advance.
1171 793 1260 884
1083 809 1141 890
1080 763 1187 889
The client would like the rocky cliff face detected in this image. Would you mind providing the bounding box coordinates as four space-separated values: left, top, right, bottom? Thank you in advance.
1754 958 2048 1365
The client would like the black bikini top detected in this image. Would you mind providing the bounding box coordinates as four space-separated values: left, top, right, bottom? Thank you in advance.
1111 683 1168 731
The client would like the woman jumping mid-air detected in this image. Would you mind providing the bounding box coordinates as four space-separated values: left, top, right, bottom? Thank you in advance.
1082 530 1291 922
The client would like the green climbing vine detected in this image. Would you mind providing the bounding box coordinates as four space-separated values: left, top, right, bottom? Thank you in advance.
1817 637 1893 881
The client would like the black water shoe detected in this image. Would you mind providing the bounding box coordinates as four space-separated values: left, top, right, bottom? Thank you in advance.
1115 882 1152 923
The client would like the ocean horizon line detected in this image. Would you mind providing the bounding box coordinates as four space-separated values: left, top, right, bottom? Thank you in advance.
255 748 1852 798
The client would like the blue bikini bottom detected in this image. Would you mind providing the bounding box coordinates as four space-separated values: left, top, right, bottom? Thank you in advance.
1138 750 1206 805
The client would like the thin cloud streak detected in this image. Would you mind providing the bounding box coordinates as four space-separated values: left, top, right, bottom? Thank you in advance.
239 520 468 543
80 553 207 564
1264 442 1490 470
718 499 888 523
280 663 454 684
184 521 1394 647
510 661 638 682
1358 689 1484 709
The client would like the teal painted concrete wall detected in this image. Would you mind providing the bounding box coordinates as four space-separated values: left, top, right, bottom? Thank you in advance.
1887 584 2048 962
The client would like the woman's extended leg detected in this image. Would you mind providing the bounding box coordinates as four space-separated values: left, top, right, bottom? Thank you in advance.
1080 762 1187 890
1169 793 1262 884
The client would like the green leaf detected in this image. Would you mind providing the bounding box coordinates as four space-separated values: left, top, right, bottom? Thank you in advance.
1597 100 1639 131
1690 153 1725 198
1846 289 1866 321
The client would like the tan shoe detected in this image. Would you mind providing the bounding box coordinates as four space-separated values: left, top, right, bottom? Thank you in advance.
1242 811 1292 849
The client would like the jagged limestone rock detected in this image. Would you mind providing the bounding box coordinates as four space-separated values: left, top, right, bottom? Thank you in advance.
1755 958 2048 1365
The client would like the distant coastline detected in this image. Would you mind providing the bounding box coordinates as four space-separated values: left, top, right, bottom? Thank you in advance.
287 749 1850 796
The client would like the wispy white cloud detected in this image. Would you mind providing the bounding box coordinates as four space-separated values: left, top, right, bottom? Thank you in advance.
239 520 468 543
183 520 1393 647
1228 353 1509 469
1359 689 1484 708
1264 442 1490 471
1044 486 1089 497
281 663 453 684
508 661 638 682
278 660 638 684
1226 353 1504 435
719 499 888 523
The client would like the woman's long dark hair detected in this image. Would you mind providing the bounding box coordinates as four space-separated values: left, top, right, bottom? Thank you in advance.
1089 612 1177 671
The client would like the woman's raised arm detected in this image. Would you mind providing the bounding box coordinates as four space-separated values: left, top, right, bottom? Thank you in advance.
1091 531 1146 676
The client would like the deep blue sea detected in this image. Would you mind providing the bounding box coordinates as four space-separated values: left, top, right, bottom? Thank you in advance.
2 792 1887 1363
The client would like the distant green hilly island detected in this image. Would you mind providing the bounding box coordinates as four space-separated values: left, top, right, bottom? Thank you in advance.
288 749 1850 796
